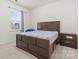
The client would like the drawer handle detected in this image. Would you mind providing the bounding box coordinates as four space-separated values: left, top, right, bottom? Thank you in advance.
19 38 22 41
65 41 70 44
19 39 24 42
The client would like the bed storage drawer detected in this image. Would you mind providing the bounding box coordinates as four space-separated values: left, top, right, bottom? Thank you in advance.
28 37 36 45
16 35 28 48
29 44 49 57
16 34 21 41
37 39 49 49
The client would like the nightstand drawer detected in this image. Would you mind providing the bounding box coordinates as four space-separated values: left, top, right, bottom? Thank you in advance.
61 39 75 47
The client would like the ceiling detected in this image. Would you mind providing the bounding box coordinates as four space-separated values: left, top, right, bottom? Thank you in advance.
9 0 58 9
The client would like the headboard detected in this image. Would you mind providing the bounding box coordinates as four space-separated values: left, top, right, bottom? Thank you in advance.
37 21 60 33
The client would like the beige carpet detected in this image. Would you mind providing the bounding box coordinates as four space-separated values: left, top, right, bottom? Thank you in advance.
0 42 78 59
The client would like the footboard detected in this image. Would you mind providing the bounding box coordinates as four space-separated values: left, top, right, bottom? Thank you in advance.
16 34 55 59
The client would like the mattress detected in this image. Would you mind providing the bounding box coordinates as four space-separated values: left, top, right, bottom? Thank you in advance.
17 30 58 45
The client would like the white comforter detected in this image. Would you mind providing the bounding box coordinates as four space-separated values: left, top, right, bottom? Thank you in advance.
17 30 58 45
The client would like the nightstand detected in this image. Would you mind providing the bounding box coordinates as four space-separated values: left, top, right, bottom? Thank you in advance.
60 33 77 49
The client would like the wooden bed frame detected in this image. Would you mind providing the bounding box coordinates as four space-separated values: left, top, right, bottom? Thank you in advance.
16 21 60 59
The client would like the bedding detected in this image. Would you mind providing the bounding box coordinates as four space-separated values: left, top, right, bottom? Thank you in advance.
17 30 58 45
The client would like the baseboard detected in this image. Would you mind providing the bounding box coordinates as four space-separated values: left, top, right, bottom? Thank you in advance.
0 39 15 45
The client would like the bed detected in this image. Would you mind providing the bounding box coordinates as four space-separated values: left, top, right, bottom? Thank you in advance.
16 21 60 59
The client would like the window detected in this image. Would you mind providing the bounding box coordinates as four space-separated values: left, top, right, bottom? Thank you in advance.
10 9 22 31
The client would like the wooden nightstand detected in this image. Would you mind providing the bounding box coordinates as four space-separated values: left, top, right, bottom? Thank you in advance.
60 33 77 49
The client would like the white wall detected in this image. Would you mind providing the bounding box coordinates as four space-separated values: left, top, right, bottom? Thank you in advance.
0 0 31 44
0 0 77 44
31 0 78 34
